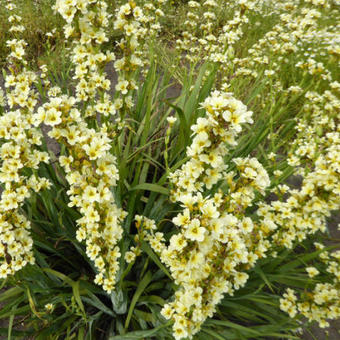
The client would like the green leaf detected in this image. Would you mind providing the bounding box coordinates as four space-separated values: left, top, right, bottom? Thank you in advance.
124 271 152 329
253 267 275 293
184 62 216 126
129 183 169 196
164 100 190 146
78 326 85 340
141 242 172 280
82 293 115 316
0 287 22 303
201 328 227 340
0 328 33 337
205 319 262 336
137 295 165 306
247 296 279 307
111 288 128 315
220 300 275 323
73 280 86 321
109 322 171 340
8 305 15 340
0 302 30 319
41 268 86 320
260 332 299 339
134 309 154 322
278 247 332 273
42 268 75 286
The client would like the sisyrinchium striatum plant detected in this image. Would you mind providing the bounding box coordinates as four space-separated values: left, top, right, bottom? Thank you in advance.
0 0 339 339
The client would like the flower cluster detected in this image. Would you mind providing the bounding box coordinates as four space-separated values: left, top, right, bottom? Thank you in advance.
174 0 259 69
169 90 253 200
175 0 226 64
34 92 126 292
144 91 271 339
128 215 162 264
233 1 337 88
280 245 340 328
257 84 339 249
44 0 131 292
274 84 339 326
0 1 50 278
112 0 168 119
113 1 147 117
54 0 116 115
141 0 167 38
